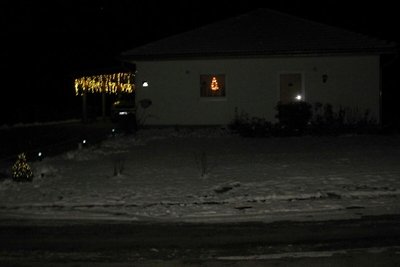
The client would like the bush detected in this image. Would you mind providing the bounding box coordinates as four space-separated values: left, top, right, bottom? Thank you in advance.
229 108 272 137
311 103 378 135
311 103 344 135
230 103 378 138
118 113 137 134
275 101 312 135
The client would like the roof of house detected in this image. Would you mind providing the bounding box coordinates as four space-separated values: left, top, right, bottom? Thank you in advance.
121 8 397 60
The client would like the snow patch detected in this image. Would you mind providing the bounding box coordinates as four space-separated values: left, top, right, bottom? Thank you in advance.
1 130 400 222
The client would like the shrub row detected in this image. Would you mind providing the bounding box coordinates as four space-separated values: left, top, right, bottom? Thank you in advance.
229 102 378 137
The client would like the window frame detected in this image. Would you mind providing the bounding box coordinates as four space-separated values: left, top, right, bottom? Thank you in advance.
200 74 226 99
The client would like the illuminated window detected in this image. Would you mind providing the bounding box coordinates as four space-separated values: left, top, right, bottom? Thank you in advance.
200 74 225 97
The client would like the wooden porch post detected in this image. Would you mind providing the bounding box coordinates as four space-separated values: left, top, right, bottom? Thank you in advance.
82 92 87 123
102 92 106 121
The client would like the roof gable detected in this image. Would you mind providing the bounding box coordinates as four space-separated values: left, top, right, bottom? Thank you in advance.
122 8 397 60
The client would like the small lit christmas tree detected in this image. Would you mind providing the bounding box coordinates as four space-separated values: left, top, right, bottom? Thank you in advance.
12 153 33 182
210 77 219 91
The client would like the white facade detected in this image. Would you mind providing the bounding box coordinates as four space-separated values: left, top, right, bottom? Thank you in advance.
133 55 381 126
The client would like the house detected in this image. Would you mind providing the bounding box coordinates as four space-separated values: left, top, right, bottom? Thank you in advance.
121 8 396 126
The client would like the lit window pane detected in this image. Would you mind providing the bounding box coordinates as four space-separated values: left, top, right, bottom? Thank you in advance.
200 74 225 97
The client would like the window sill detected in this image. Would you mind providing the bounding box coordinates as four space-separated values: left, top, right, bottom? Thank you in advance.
199 97 227 102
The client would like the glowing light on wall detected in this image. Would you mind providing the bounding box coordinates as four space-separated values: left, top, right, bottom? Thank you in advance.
210 76 219 91
295 95 303 101
74 72 135 96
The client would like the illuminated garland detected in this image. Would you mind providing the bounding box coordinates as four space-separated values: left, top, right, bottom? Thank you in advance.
12 153 33 182
74 72 135 96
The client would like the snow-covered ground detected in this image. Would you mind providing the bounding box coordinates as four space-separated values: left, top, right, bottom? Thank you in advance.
1 128 400 223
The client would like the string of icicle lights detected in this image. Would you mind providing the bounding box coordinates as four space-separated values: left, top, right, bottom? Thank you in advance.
74 72 135 95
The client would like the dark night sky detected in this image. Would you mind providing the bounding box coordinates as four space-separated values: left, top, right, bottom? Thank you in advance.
1 1 399 125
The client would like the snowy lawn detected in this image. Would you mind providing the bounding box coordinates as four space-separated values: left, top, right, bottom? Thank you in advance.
1 128 400 223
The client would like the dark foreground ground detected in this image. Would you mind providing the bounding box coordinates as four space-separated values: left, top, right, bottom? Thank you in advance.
1 121 400 265
0 215 400 266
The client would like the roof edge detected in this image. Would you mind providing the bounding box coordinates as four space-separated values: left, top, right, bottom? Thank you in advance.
120 48 398 62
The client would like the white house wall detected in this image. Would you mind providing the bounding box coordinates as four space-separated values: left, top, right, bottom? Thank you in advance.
134 56 380 126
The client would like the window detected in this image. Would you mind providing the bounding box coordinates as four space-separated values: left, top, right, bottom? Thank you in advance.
200 74 225 97
279 73 303 104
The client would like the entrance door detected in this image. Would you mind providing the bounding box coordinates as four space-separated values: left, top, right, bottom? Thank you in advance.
280 73 303 104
